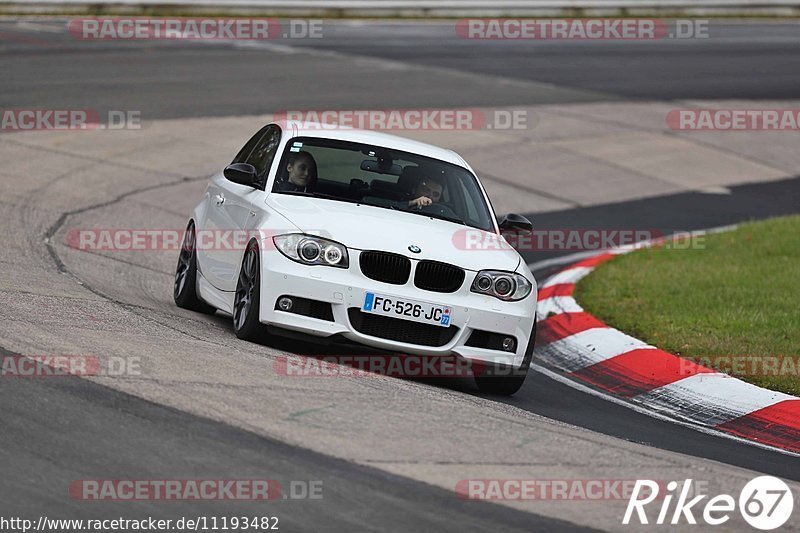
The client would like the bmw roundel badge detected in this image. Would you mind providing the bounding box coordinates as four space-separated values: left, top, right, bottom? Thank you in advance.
408 245 421 254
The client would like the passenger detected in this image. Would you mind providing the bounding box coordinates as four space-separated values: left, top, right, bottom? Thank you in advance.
406 176 444 209
274 151 317 192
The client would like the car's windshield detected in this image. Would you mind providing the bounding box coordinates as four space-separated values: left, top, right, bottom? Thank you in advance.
271 136 495 231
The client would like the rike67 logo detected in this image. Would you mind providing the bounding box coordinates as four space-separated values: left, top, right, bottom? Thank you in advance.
624 477 794 530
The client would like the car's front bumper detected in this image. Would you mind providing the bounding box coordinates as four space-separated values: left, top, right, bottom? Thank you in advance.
258 249 536 368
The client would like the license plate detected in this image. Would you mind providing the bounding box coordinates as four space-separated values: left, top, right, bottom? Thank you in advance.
362 292 451 328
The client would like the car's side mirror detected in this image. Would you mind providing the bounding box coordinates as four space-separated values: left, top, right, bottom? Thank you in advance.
498 213 533 233
224 163 259 187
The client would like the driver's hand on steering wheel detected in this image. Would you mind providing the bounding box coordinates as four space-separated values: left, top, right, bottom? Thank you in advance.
408 196 433 209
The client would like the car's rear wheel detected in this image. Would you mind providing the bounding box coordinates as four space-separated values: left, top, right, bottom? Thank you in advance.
474 316 536 396
233 240 270 342
174 221 216 314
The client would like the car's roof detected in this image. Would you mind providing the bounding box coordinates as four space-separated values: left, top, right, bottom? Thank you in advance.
272 119 472 170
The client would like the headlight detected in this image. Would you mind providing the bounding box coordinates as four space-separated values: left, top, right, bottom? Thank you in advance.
273 234 349 268
470 270 532 301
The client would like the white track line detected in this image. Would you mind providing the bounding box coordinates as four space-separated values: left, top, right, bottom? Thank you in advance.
639 373 797 426
542 328 655 372
540 266 594 287
532 363 800 458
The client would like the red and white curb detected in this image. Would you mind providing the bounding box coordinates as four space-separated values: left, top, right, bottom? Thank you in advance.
535 251 800 455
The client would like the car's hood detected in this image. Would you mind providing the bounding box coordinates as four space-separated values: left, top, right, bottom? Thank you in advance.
266 195 521 272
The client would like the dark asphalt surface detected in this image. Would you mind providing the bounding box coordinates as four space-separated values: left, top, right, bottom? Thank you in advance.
293 21 800 101
2 17 799 528
1 21 800 120
1 347 587 532
522 173 800 270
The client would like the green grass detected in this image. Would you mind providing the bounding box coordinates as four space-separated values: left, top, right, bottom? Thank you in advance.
574 215 800 396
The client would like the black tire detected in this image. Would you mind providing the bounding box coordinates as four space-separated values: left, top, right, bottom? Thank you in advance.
174 222 216 314
232 240 270 342
474 316 537 396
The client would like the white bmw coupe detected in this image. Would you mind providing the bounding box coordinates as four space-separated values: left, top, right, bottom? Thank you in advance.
175 121 537 394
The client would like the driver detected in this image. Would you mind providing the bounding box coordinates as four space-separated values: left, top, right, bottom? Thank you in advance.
274 151 317 192
406 176 444 209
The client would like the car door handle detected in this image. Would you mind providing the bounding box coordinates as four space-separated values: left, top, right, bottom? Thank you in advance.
214 194 225 206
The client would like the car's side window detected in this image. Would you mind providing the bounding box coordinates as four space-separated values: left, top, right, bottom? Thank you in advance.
232 126 269 165
246 126 282 184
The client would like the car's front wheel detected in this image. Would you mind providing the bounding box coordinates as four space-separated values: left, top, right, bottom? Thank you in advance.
232 240 270 342
174 221 216 314
474 317 536 396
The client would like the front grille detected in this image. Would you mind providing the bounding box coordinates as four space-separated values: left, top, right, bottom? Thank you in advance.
347 308 458 347
359 251 411 285
275 295 334 321
414 260 465 293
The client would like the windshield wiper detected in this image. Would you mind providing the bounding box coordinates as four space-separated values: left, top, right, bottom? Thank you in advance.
420 210 468 227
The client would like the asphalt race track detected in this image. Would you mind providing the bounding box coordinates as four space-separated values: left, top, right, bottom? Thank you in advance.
1 18 799 532
3 22 800 118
